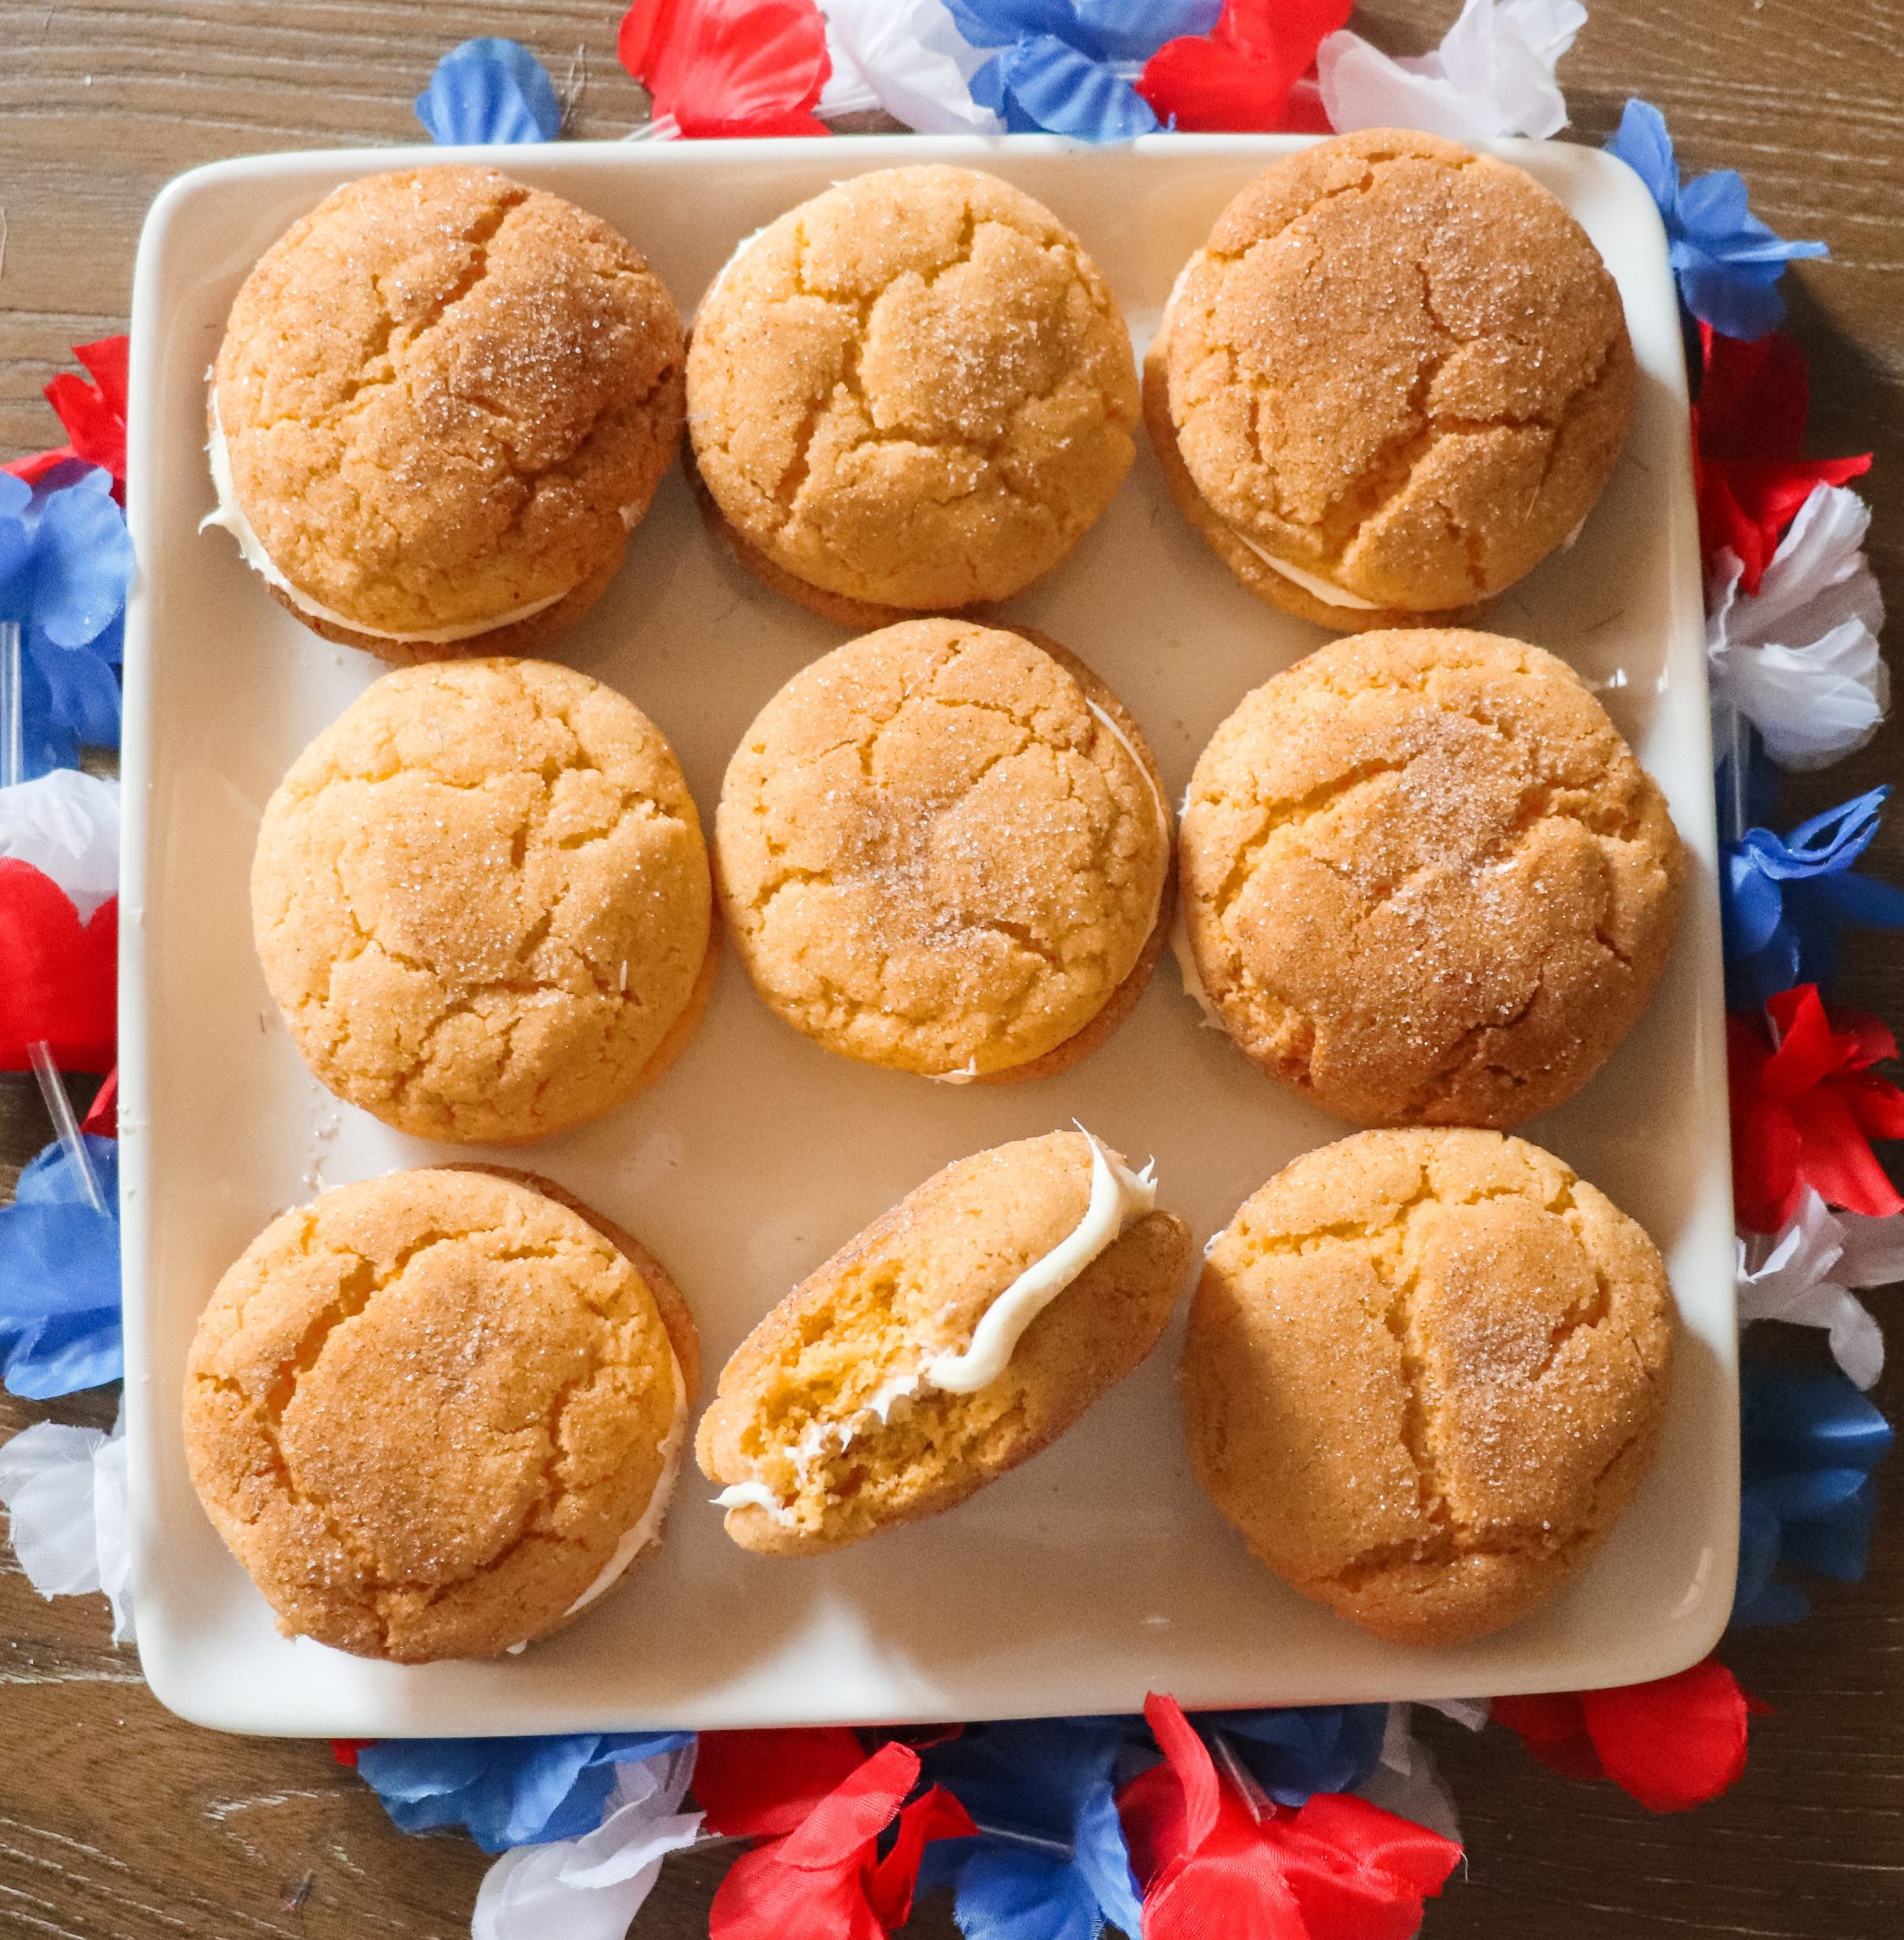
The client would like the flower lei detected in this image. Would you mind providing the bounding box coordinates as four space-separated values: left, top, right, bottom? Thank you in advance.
1 8 1896 1940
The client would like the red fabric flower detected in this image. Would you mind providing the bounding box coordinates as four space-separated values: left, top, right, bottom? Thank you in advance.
80 1068 118 1137
694 1726 871 1836
1693 324 1870 593
0 862 117 1073
1139 0 1349 133
1118 1694 1460 1940
618 0 831 137
706 1738 975 1940
2 337 129 502
1730 984 1904 1231
1493 1658 1768 1813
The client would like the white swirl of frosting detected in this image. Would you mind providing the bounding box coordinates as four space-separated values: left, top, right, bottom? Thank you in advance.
711 1479 799 1525
712 1130 1159 1522
924 1130 1156 1392
202 401 574 643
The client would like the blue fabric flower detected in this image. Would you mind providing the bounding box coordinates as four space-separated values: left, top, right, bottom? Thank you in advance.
0 467 131 779
1733 1362 1893 1627
947 0 1221 139
355 1732 693 1853
1194 1704 1388 1807
1606 99 1825 340
918 1721 1143 1940
415 38 562 146
1721 787 1904 1009
0 1134 120 1398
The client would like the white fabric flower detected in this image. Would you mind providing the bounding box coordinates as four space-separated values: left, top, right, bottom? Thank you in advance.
816 0 1004 133
0 1410 134 1642
1708 485 1887 771
472 1742 703 1940
0 768 120 919
1738 1188 1904 1391
1358 1704 1465 1841
1318 0 1586 142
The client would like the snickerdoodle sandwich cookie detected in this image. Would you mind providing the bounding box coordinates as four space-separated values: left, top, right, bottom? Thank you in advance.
715 618 1172 1083
1183 1129 1673 1645
183 1166 700 1662
1148 128 1635 627
699 1128 1191 1554
253 657 714 1144
207 165 685 662
1178 628 1683 1127
686 165 1139 626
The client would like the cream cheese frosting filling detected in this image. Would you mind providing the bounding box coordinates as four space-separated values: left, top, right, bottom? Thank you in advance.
925 1131 1155 1391
712 1131 1158 1522
202 404 571 643
1158 264 1380 615
564 1353 690 1618
711 1479 798 1524
1222 524 1381 611
1170 903 1227 1031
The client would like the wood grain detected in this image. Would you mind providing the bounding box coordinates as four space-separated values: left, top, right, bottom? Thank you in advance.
2 1 1900 1934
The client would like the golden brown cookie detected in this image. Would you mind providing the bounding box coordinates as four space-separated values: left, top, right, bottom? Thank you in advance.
698 1129 1191 1554
253 657 714 1144
1152 129 1634 626
183 1166 699 1662
686 165 1139 621
1178 628 1683 1127
209 165 686 662
715 618 1172 1082
1183 1128 1673 1644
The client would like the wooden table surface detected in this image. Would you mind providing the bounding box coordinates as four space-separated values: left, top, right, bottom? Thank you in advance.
3 2 1901 1935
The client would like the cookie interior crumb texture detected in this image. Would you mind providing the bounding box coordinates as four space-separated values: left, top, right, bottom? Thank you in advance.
697 1129 1192 1554
1183 1128 1674 1645
252 657 714 1144
686 164 1139 613
211 164 685 649
183 1168 692 1663
1180 627 1684 1127
715 618 1171 1080
1158 128 1635 621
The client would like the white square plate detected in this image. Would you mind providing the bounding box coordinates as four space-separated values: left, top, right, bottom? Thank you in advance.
122 135 1737 1736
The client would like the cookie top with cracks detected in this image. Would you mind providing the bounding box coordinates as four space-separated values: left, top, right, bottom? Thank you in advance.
715 619 1170 1079
183 1167 686 1663
1180 628 1683 1129
1184 1128 1673 1645
1163 128 1634 611
252 657 712 1144
215 165 686 637
686 165 1139 611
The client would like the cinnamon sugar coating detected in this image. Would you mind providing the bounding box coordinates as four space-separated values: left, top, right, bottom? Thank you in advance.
1153 129 1634 625
252 658 714 1144
714 619 1171 1081
1183 1129 1673 1644
686 165 1138 618
1179 628 1683 1127
213 165 685 656
183 1168 697 1662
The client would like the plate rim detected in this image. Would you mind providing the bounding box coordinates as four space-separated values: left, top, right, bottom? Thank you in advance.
120 131 1737 1735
